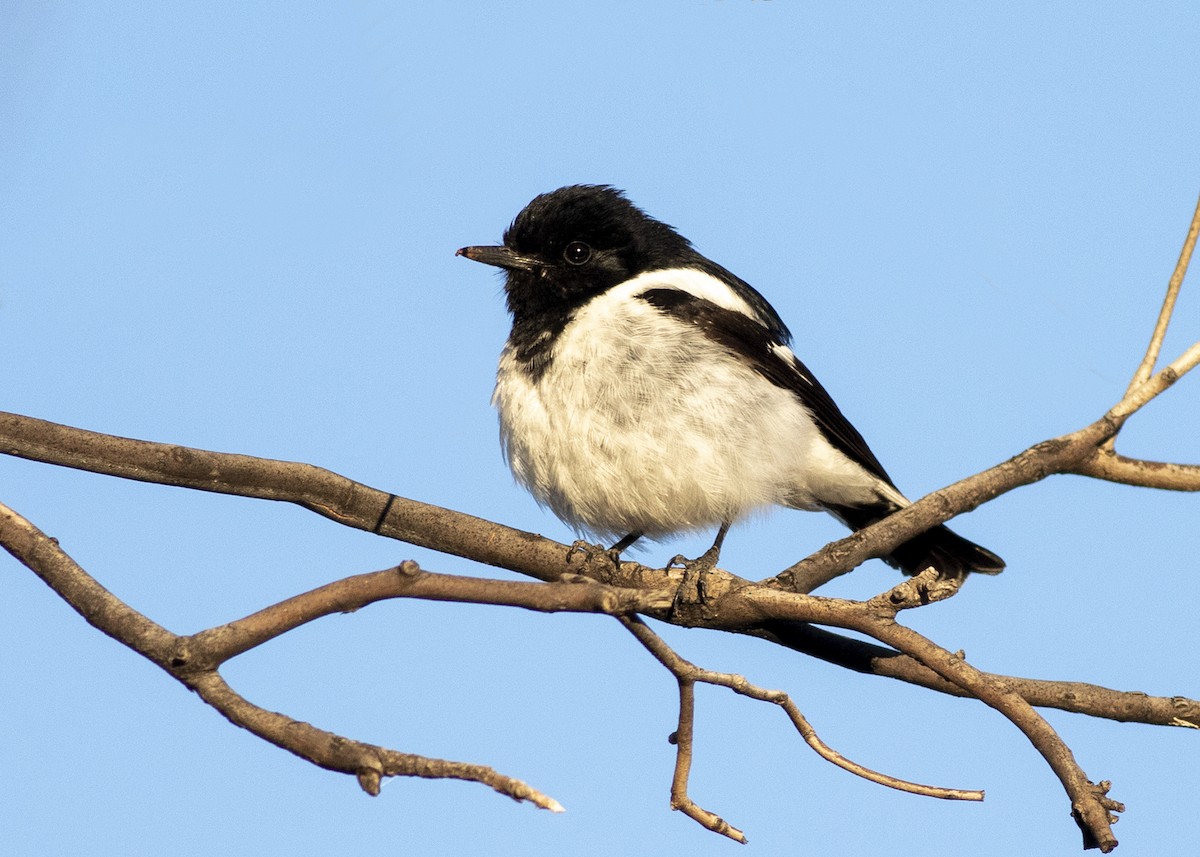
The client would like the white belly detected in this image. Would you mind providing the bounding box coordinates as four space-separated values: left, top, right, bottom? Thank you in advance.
492 281 885 541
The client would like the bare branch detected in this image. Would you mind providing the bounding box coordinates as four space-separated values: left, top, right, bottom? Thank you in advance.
766 428 1111 594
0 411 577 584
616 614 748 842
1125 190 1200 391
866 565 964 611
188 562 672 666
0 499 180 668
185 668 565 811
670 677 748 843
746 621 1200 728
1107 339 1200 425
1073 450 1200 491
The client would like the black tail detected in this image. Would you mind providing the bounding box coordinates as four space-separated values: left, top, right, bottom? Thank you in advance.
828 504 1005 579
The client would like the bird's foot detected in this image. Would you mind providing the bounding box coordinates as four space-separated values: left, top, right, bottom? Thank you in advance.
566 530 643 573
668 523 730 622
668 545 723 622
567 539 624 571
669 542 723 573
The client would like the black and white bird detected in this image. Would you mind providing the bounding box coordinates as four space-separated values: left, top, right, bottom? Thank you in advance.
457 185 1003 579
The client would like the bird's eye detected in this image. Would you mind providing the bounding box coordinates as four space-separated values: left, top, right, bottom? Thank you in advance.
563 241 592 265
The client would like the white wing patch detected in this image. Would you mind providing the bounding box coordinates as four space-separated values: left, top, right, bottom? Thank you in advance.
607 268 763 323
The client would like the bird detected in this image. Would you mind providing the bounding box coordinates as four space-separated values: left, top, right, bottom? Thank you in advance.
457 184 1004 579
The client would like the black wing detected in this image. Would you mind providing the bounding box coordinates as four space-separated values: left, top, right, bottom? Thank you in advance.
639 287 896 487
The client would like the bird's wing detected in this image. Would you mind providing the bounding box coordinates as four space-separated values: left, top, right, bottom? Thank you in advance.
638 286 896 487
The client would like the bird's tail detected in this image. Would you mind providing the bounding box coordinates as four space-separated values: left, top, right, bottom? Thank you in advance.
827 503 1005 579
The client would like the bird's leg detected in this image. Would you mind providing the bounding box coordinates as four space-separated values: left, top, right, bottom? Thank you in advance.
609 530 644 555
567 530 643 570
670 522 730 619
697 521 730 569
668 521 729 572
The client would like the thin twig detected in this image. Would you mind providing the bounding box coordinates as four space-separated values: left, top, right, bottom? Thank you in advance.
1125 190 1200 391
620 616 982 812
1073 450 1200 491
671 678 748 843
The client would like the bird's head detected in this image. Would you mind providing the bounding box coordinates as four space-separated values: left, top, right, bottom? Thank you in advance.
457 184 694 322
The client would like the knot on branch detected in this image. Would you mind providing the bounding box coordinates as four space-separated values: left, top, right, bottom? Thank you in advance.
164 639 195 671
1169 696 1200 728
356 765 383 796
397 559 421 577
869 567 962 613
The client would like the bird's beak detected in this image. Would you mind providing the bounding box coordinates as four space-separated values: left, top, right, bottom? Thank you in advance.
456 245 542 272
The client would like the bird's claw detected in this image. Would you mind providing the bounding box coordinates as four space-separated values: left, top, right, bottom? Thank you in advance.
567 539 623 570
669 547 722 620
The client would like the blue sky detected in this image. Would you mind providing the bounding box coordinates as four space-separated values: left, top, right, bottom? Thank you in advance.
2 3 1198 855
